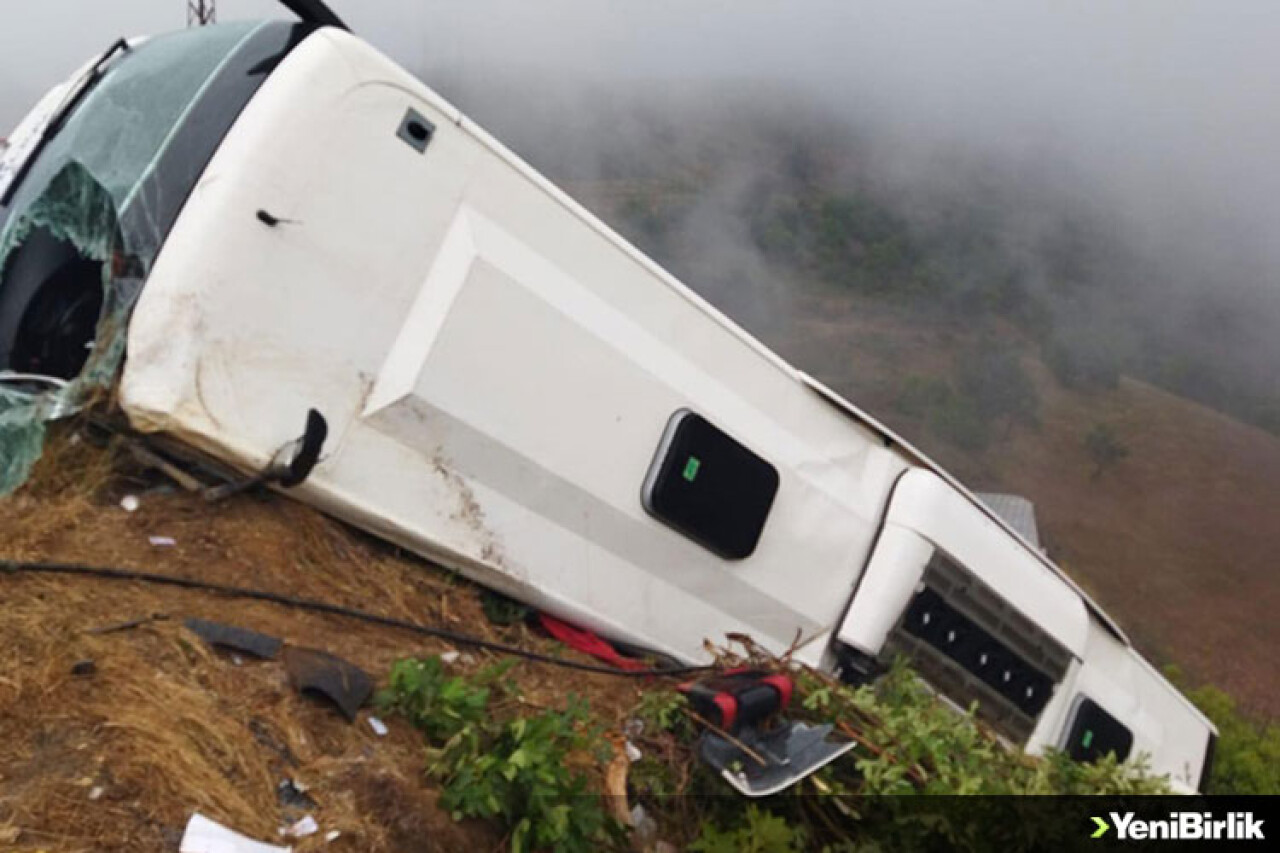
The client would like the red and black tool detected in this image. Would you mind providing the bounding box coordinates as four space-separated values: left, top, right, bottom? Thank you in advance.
678 669 793 735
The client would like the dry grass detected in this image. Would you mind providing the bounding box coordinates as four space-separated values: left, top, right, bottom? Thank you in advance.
0 425 646 852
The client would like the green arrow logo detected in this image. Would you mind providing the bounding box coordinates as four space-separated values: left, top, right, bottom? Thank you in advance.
1091 816 1110 838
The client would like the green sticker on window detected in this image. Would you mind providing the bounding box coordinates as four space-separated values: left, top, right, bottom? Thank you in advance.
682 456 701 482
1082 729 1094 749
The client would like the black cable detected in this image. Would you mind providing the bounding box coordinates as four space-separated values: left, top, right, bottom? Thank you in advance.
0 559 713 678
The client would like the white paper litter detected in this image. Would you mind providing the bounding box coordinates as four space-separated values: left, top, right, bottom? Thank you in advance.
439 651 460 664
179 813 291 853
367 716 388 736
285 815 318 839
625 740 643 762
149 535 176 547
120 495 140 512
324 830 341 843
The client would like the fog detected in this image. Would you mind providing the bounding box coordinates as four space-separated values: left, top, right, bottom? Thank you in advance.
3 1 1278 414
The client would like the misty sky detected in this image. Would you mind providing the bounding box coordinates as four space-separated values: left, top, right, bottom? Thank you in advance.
2 1 1278 299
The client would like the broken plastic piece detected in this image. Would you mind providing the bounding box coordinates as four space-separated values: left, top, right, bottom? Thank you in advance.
283 646 373 722
179 813 290 853
698 721 855 797
367 716 388 736
202 409 329 501
71 659 96 676
149 535 176 547
284 815 318 839
185 618 283 660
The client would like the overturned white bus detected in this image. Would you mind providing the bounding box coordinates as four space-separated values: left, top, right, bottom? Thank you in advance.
0 10 1214 790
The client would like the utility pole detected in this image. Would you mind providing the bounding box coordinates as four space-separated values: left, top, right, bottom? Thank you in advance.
187 0 217 26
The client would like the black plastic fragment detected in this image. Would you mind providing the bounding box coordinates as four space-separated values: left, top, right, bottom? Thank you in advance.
283 646 373 722
185 618 283 660
71 659 96 676
279 409 328 488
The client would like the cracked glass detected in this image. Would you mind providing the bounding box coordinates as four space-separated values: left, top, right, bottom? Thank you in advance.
0 22 266 494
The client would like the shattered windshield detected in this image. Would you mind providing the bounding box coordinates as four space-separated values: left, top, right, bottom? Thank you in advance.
0 20 305 494
0 22 262 235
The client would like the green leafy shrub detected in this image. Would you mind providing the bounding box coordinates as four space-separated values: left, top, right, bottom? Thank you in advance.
379 656 501 741
1167 670 1280 794
690 805 808 853
634 687 691 736
1083 422 1130 479
380 655 622 853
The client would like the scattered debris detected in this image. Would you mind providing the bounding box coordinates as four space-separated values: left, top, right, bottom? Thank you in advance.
682 669 856 796
539 613 647 670
148 535 176 547
179 813 291 853
699 721 855 798
324 830 341 843
276 778 315 810
625 740 643 762
124 440 206 492
89 785 105 800
120 494 140 512
283 646 373 722
630 804 657 844
439 650 460 665
367 715 388 737
71 659 96 676
184 618 283 660
283 815 318 839
202 409 328 502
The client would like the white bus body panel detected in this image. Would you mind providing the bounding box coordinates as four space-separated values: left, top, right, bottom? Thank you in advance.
109 27 1214 783
119 29 909 664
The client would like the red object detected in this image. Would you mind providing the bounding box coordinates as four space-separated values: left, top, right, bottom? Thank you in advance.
677 669 794 734
538 613 647 671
